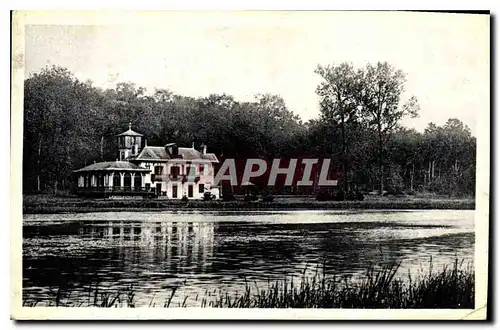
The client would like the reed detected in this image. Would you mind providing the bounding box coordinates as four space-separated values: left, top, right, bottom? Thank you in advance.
206 259 474 308
22 259 474 308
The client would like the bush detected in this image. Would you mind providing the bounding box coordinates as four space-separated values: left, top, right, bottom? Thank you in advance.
222 193 236 201
244 194 258 201
202 192 216 201
262 195 274 202
346 191 357 201
334 190 346 201
316 190 333 201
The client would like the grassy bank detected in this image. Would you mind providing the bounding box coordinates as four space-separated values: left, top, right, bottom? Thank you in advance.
23 260 474 308
23 194 475 214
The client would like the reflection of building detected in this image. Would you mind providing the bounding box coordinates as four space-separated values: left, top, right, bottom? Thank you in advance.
88 221 215 271
73 123 220 199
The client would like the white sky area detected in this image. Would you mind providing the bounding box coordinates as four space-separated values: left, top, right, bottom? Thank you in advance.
23 11 489 135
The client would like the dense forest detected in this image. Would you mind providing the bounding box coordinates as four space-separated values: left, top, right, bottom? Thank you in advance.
23 63 476 197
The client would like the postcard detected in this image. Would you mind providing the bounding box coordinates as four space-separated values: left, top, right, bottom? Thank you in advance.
11 10 490 320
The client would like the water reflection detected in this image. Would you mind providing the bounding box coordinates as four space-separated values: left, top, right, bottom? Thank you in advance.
90 220 216 274
23 220 216 300
22 210 474 307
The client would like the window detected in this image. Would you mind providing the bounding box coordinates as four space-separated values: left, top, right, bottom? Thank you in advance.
185 164 194 176
199 184 205 194
154 166 163 175
198 164 205 174
172 184 178 198
170 166 180 178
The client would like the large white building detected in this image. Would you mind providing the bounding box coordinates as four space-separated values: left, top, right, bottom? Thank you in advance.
73 123 220 199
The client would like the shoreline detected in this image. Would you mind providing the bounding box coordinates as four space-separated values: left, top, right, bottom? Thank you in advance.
22 260 474 308
23 195 475 214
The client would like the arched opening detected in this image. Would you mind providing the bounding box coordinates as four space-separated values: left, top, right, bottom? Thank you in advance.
134 174 142 191
84 174 91 188
113 173 121 190
124 173 132 191
98 174 105 187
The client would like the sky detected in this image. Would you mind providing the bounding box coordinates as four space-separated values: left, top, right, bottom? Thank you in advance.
23 11 490 135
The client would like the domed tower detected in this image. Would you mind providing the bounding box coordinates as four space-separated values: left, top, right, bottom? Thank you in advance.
116 122 145 161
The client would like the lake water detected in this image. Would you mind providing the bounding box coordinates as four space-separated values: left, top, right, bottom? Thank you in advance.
22 210 474 307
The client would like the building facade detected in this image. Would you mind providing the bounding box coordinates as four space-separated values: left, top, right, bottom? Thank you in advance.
73 124 220 199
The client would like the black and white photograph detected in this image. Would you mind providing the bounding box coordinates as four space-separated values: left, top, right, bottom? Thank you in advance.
10 10 490 320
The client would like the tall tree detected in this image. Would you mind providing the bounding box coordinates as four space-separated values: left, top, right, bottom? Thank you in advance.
23 65 478 197
358 62 420 194
315 63 360 191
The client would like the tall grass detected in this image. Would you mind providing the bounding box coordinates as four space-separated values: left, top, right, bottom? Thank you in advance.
22 260 474 308
207 260 474 308
22 282 136 308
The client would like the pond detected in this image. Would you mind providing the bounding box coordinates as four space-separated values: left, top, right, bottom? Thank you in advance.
22 209 474 307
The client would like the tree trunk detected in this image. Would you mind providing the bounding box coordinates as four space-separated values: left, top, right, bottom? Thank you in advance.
428 161 432 187
378 126 383 195
100 136 104 160
341 113 348 192
410 163 414 191
37 134 42 192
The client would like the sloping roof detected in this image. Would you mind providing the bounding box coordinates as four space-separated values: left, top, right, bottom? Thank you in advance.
116 129 143 137
135 146 219 163
73 161 150 172
178 147 202 160
135 146 169 160
203 153 219 163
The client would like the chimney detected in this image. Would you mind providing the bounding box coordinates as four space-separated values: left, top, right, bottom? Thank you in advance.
202 144 207 155
192 141 195 149
165 143 178 157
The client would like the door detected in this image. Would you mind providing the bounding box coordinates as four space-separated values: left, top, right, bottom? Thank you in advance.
156 183 162 196
172 184 178 198
188 184 193 198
